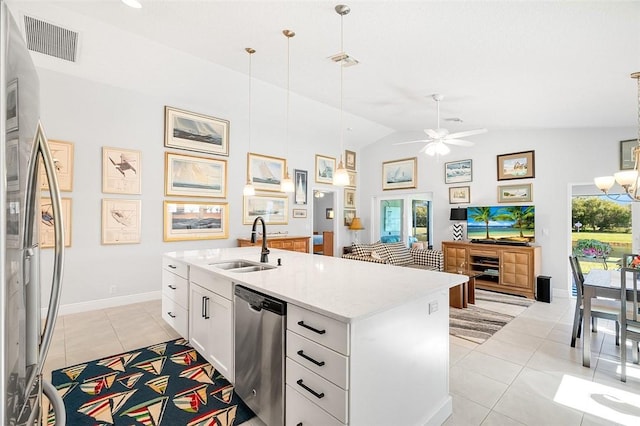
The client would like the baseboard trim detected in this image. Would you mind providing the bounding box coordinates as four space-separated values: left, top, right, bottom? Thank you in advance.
43 291 161 316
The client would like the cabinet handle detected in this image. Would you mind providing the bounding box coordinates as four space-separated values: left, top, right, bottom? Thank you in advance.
168 264 177 269
297 321 326 335
167 312 176 318
297 423 302 426
297 350 325 367
201 296 206 318
204 297 210 319
296 379 324 399
167 285 177 290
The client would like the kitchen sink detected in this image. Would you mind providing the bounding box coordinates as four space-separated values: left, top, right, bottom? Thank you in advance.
209 259 276 273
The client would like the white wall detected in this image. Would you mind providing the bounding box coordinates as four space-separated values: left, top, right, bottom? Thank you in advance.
361 128 635 296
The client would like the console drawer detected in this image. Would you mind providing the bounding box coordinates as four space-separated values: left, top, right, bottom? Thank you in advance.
286 384 345 426
161 296 188 338
162 257 188 279
162 269 188 308
288 304 349 355
287 330 348 389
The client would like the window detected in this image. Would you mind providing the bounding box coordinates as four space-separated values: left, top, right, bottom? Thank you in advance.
374 193 432 246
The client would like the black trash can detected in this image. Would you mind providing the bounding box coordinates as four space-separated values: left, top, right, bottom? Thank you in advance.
536 275 552 303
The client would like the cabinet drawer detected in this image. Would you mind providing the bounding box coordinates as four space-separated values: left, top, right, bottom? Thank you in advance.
162 257 188 279
288 305 349 356
162 269 188 308
162 296 188 338
287 330 349 389
286 384 345 426
190 267 232 300
469 249 498 258
286 358 348 424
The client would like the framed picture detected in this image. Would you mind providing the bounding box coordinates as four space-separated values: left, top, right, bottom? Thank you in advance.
344 188 356 208
445 159 472 184
243 194 288 225
346 170 357 188
344 209 356 227
40 197 72 248
101 199 141 244
449 186 471 204
294 169 308 205
382 157 417 190
163 201 229 242
315 154 335 184
292 209 307 218
165 152 226 198
40 140 74 192
498 183 533 203
247 152 286 192
326 208 334 219
6 79 18 132
497 150 535 180
620 139 637 170
345 149 356 170
164 106 229 156
102 147 141 194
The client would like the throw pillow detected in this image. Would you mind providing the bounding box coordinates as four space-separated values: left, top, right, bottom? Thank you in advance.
370 241 391 262
384 242 413 266
371 250 383 260
352 243 374 257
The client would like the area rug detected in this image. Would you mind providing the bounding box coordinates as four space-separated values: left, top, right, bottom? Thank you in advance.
449 289 535 344
49 338 255 425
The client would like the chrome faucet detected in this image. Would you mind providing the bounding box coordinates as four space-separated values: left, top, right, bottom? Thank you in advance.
251 216 270 263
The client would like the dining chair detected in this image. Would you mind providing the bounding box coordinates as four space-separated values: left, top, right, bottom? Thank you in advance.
620 267 640 382
569 256 620 347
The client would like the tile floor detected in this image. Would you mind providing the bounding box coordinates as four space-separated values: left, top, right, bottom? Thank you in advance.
44 295 640 426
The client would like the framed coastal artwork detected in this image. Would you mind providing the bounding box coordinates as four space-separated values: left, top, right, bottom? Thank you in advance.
345 149 356 170
449 186 470 204
164 106 229 156
40 197 72 248
346 170 357 188
382 157 417 190
620 139 637 170
101 199 141 244
497 150 535 180
498 183 533 203
247 152 285 192
40 139 74 192
102 147 141 195
165 152 226 198
344 209 356 226
344 188 356 208
292 209 307 218
445 159 472 184
242 194 288 225
315 154 335 184
163 201 229 242
294 169 308 205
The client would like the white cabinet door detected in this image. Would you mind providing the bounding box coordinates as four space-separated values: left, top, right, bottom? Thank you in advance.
188 282 235 383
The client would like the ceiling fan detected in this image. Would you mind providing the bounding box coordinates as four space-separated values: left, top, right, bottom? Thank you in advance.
394 94 487 156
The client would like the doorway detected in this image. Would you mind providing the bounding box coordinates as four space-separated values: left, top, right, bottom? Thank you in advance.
373 193 433 247
311 189 336 256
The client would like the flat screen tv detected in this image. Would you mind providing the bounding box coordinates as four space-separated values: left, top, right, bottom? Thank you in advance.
466 205 535 243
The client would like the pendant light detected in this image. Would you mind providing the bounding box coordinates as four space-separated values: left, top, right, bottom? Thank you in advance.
280 29 295 193
332 4 351 187
243 47 256 197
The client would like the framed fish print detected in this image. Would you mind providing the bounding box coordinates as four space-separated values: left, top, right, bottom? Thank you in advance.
102 147 141 195
101 199 141 244
164 106 229 156
165 152 227 198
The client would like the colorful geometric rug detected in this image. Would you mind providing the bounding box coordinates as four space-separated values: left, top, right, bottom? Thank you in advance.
449 289 535 344
49 338 255 425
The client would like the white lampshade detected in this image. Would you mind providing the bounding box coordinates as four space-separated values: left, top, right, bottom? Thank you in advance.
594 176 615 191
243 181 256 196
281 170 295 193
614 170 639 187
121 0 142 8
333 160 350 186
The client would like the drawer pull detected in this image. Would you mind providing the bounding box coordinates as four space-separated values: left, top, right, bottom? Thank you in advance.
296 379 324 399
297 423 302 426
297 321 326 335
167 285 177 290
167 264 177 269
167 312 176 318
204 296 210 319
297 350 325 367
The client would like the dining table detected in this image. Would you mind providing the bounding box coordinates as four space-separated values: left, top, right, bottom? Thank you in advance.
582 268 639 367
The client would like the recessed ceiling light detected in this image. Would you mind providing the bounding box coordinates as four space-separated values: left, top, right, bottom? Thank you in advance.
122 0 142 9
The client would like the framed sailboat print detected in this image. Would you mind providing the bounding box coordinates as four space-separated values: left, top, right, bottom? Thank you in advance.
294 169 307 205
382 157 417 190
247 152 286 192
164 106 229 156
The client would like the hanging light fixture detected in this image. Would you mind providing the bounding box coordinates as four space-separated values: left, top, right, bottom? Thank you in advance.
280 29 295 193
243 47 256 197
332 4 353 187
594 72 640 201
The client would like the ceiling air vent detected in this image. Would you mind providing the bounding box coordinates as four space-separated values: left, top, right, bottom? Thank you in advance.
23 15 78 62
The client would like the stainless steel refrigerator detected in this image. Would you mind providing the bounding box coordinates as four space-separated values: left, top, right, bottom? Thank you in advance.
1 2 66 424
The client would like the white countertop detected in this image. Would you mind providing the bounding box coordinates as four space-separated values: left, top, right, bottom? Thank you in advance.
165 247 467 322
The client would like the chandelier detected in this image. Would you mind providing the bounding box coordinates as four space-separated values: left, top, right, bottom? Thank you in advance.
594 72 640 201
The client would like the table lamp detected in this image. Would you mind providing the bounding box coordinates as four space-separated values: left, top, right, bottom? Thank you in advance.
449 207 467 241
349 217 365 243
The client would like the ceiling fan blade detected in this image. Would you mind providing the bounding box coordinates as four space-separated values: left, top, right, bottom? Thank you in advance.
444 139 474 147
446 128 488 139
425 129 440 139
392 138 433 146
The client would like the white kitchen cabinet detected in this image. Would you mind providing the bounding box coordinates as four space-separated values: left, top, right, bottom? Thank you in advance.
161 257 189 338
188 271 234 383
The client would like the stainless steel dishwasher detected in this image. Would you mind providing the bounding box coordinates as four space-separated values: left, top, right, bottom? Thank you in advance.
234 285 286 426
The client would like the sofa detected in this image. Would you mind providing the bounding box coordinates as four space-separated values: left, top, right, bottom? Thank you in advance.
342 241 444 271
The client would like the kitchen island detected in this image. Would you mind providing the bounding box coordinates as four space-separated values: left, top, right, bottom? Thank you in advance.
163 247 467 426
